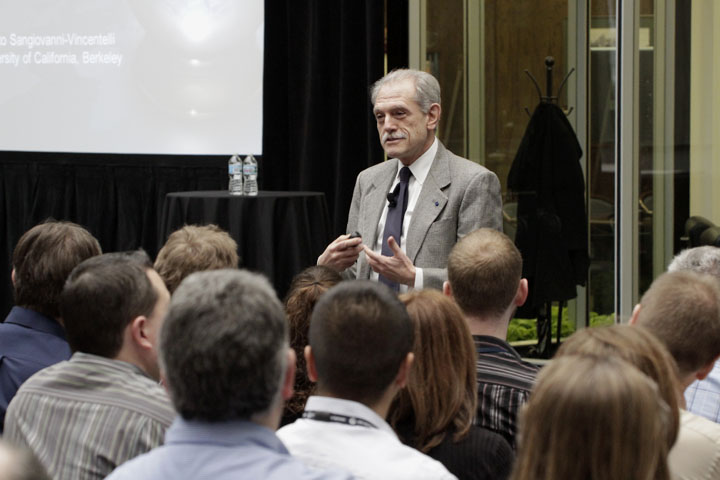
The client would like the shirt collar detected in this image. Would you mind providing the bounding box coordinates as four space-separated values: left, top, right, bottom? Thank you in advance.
472 334 523 360
303 396 396 436
5 306 67 339
395 136 438 187
165 417 288 453
70 351 153 380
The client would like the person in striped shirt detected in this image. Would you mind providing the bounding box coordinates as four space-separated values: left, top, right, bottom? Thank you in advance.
4 251 174 480
444 228 539 449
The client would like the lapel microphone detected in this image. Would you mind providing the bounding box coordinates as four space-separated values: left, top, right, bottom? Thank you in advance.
387 183 400 208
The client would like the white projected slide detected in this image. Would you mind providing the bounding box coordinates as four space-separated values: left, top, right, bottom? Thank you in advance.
0 0 264 155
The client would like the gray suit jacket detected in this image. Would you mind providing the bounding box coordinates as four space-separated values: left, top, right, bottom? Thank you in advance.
345 141 502 289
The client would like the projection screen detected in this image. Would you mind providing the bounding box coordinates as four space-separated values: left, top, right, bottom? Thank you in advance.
0 0 264 155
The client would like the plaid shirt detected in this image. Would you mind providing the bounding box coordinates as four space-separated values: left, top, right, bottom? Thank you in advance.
474 335 539 450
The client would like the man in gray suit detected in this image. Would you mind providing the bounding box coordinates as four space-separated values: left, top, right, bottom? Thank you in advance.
318 68 502 290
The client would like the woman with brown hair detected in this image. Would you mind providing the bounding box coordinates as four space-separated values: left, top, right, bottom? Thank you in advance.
390 289 514 480
510 353 675 480
281 265 342 426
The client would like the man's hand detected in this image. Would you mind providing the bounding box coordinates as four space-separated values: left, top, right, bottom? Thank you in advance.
317 234 363 272
363 237 416 286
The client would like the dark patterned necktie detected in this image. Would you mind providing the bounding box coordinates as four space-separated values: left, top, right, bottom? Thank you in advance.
379 166 411 291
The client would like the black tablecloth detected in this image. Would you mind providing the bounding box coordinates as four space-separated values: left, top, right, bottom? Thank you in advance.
160 191 331 299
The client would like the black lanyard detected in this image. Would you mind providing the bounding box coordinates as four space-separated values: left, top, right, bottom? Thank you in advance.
302 410 378 429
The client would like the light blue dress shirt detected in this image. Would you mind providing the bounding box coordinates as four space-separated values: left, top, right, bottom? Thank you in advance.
686 360 720 423
105 417 354 480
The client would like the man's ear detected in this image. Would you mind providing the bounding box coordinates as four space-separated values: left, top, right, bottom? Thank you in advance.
10 268 15 287
394 352 414 389
281 348 296 401
629 304 642 325
515 278 529 307
426 103 441 131
129 316 153 351
442 281 452 297
305 346 318 382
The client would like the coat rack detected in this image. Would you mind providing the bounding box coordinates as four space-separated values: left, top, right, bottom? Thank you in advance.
523 56 575 117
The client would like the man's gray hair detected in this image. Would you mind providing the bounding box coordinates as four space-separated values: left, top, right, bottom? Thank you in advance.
0 440 50 480
370 69 441 113
668 246 720 280
159 269 287 422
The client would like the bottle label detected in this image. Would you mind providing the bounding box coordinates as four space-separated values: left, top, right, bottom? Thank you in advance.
242 164 257 175
229 164 242 175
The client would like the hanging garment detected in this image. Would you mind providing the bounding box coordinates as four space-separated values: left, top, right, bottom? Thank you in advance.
508 102 589 318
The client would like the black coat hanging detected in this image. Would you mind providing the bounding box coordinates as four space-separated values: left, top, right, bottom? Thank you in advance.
508 93 589 319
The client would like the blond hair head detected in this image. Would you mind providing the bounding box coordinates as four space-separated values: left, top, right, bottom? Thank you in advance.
511 354 673 480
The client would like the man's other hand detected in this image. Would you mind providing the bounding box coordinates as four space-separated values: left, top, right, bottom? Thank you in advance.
317 234 363 272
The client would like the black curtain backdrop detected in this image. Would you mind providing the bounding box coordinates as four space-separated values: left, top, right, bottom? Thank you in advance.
262 0 385 237
0 1 386 316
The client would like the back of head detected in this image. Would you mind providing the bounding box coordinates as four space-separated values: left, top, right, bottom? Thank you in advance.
160 269 287 421
448 228 522 318
12 220 101 318
370 68 441 113
309 281 413 406
634 270 720 376
668 246 720 279
60 251 156 357
557 324 680 447
0 440 50 480
391 289 476 452
284 266 343 415
511 355 672 480
154 224 239 293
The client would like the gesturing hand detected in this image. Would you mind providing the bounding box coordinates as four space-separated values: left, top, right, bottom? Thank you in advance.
363 236 416 286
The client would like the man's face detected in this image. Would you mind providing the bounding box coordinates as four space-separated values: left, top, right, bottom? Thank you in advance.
144 269 171 380
373 78 437 165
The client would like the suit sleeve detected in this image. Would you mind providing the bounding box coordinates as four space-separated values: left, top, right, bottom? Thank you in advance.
421 168 503 290
339 174 363 280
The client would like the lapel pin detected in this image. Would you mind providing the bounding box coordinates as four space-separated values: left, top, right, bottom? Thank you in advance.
434 201 439 207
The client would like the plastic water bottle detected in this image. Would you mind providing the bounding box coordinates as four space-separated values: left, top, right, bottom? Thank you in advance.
243 154 258 196
228 154 243 195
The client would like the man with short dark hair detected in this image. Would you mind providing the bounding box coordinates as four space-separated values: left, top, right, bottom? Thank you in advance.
154 224 239 293
106 270 351 480
630 270 720 479
5 251 174 480
278 281 456 479
669 246 720 422
0 220 101 432
444 228 538 449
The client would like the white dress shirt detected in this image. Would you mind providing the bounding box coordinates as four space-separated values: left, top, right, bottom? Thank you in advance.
277 396 457 480
371 137 439 291
668 409 720 479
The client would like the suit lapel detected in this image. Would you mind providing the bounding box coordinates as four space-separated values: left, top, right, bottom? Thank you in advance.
406 143 451 263
358 159 398 279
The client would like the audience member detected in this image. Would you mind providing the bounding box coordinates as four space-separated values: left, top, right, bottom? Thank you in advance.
278 281 457 479
556 325 680 452
4 251 174 480
154 224 239 293
631 270 720 479
282 266 343 425
0 220 101 433
391 289 514 480
106 269 351 480
444 228 538 448
510 355 674 480
668 246 720 422
0 440 51 480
